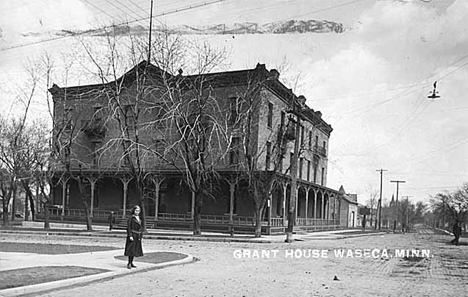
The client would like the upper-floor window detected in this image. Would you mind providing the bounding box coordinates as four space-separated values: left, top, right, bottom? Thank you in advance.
308 131 312 149
266 142 272 170
229 137 240 165
229 97 238 125
300 125 304 146
307 160 311 182
315 135 319 147
321 167 325 186
299 157 303 179
267 102 273 128
313 164 318 183
323 141 327 156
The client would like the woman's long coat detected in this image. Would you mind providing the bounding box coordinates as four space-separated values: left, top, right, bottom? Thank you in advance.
124 215 144 257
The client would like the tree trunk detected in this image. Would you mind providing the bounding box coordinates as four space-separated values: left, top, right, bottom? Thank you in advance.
193 192 202 236
75 176 93 231
136 179 147 232
254 204 264 238
2 204 9 226
44 202 50 229
285 209 295 242
85 207 93 231
23 181 35 221
29 193 35 221
11 185 17 221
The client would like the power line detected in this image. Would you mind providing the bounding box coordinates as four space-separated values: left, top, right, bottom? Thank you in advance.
0 0 230 52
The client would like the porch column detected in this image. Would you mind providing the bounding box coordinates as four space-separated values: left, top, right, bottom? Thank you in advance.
267 193 272 227
121 178 131 218
229 182 235 227
191 192 195 220
282 184 287 226
313 191 317 219
327 195 331 220
35 179 40 215
153 178 163 221
320 193 324 219
294 187 298 224
304 189 309 220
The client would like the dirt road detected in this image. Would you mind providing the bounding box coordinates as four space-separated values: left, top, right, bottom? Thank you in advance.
6 225 467 297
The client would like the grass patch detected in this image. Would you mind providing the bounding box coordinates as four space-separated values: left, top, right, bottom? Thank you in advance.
0 266 109 290
115 252 188 264
0 242 118 254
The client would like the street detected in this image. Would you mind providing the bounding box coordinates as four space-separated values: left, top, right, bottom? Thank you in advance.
3 225 467 297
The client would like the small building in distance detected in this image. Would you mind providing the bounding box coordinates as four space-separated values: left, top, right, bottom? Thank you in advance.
339 186 358 228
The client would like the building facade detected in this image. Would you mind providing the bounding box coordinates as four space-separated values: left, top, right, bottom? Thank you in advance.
338 186 358 228
44 61 342 234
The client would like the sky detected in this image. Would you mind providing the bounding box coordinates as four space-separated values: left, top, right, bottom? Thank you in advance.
0 0 467 206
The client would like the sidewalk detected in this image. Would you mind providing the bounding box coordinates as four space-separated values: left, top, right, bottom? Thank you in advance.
1 221 387 243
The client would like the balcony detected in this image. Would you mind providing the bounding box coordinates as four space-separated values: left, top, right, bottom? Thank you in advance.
82 118 106 142
313 145 327 157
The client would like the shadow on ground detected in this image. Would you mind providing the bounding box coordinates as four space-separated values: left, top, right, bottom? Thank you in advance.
114 252 189 264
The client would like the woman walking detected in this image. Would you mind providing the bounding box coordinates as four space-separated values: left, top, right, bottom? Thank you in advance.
124 205 144 269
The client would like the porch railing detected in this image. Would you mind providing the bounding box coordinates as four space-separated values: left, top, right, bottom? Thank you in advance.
296 218 340 226
45 207 116 218
40 208 341 228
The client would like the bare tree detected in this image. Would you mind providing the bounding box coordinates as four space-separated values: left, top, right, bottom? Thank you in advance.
399 199 427 232
366 184 379 227
73 28 230 234
430 183 468 228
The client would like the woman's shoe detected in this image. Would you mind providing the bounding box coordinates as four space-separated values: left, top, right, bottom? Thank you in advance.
131 264 137 268
127 263 132 269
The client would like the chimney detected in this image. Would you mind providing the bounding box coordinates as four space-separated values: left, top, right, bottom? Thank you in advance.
297 95 306 107
268 69 280 80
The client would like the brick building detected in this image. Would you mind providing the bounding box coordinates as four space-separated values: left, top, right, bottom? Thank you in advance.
45 61 342 234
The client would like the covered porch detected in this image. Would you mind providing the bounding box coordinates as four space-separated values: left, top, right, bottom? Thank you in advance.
38 171 342 235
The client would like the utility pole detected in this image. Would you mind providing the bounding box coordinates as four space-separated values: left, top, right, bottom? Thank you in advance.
376 169 387 230
285 102 302 243
390 180 405 233
147 0 154 63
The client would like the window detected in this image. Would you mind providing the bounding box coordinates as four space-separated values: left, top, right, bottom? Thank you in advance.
323 141 327 156
266 142 272 170
300 125 304 146
321 167 325 185
153 138 165 155
229 137 240 165
267 102 273 128
279 154 283 173
290 152 294 171
93 104 103 120
313 164 318 183
307 160 311 181
309 131 312 149
280 111 286 128
299 157 303 179
229 97 238 125
315 135 319 147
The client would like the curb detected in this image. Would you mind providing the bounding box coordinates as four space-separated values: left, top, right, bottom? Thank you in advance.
0 229 275 244
0 254 194 297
